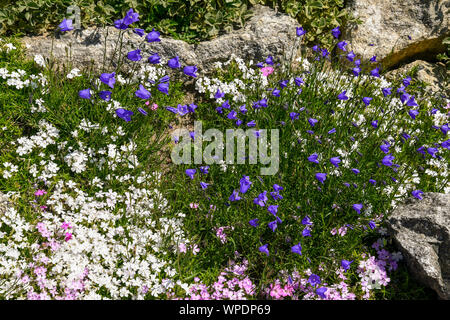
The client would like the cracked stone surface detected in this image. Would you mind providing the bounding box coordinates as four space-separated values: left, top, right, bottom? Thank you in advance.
387 192 450 299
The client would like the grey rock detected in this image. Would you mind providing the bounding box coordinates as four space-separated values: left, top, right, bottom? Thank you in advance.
20 5 302 76
387 192 450 299
344 0 449 69
385 60 449 95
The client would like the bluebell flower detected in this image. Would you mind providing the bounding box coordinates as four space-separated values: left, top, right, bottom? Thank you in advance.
78 88 92 99
330 156 341 167
168 56 181 69
315 173 327 184
381 154 395 166
157 82 169 95
146 28 161 42
127 49 142 61
259 244 269 256
267 205 278 216
99 90 111 101
115 108 133 122
268 220 277 232
58 19 73 32
291 242 302 255
308 274 321 287
183 65 198 77
249 218 259 227
296 26 306 36
100 72 116 89
239 175 252 194
341 259 353 272
308 153 319 164
338 90 348 100
148 53 160 64
337 41 347 51
331 26 340 38
352 203 363 214
135 84 151 99
412 190 424 200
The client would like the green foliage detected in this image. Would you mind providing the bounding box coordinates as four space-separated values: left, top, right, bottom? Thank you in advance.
0 0 356 47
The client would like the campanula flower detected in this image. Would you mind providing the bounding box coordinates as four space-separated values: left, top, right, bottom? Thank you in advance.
249 218 260 227
370 55 377 62
308 118 318 127
371 120 378 128
302 228 311 237
127 49 142 61
229 190 242 202
157 82 169 95
412 190 424 200
267 205 278 216
254 191 268 207
115 108 133 122
100 72 116 89
370 67 380 77
352 66 361 76
337 41 348 51
183 65 198 77
408 109 419 120
352 168 360 175
341 259 353 272
135 84 151 99
148 53 160 64
328 128 336 134
291 242 302 255
168 56 181 69
308 274 321 287
99 90 111 101
382 154 395 166
338 90 348 100
265 55 274 65
133 28 145 36
406 96 418 107
259 244 269 256
78 88 92 99
382 87 392 97
268 220 277 232
316 287 327 298
185 169 196 179
295 77 304 86
239 176 252 194
146 28 161 42
308 153 319 164
315 173 327 184
352 203 363 214
331 26 341 38
346 50 356 62
330 157 341 167
302 216 312 225
247 120 256 127
380 143 390 154
58 19 73 32
362 97 372 106
427 147 438 157
369 221 376 230
296 27 306 36
138 107 148 115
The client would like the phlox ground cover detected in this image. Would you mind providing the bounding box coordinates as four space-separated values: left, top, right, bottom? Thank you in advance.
0 10 447 300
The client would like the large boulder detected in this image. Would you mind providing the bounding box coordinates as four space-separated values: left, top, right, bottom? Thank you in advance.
387 192 450 299
344 0 449 69
20 5 302 76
